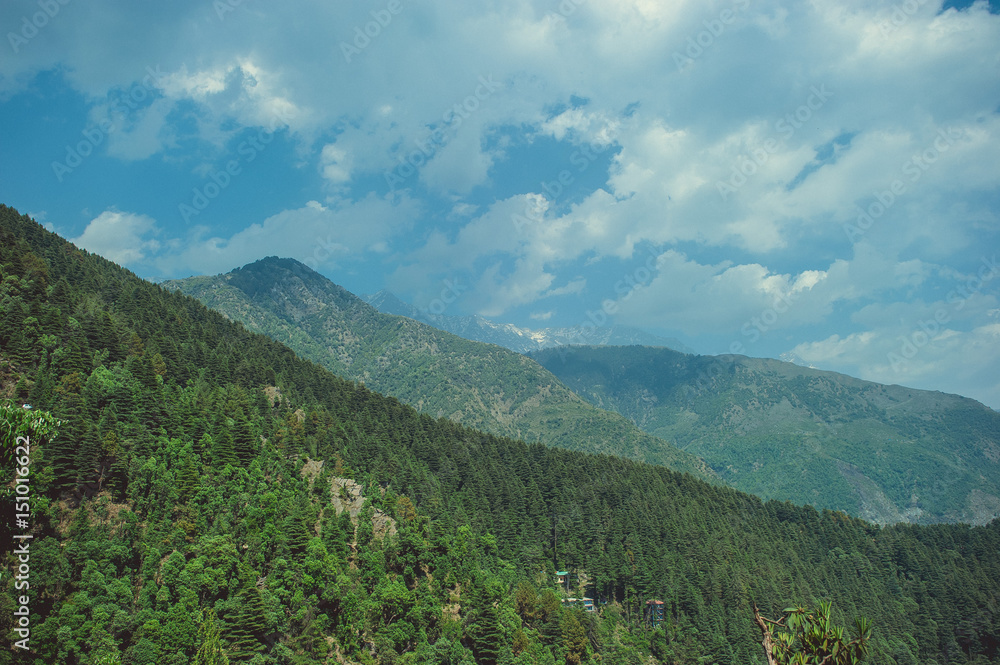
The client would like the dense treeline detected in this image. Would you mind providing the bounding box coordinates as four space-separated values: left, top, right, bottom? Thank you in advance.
1 203 999 665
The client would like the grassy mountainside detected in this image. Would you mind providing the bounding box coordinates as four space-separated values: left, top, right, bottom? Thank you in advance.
531 345 1000 525
3 204 1000 664
163 258 714 481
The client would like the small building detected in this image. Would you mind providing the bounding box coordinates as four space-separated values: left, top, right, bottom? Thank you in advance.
556 570 569 587
646 599 665 627
561 597 596 613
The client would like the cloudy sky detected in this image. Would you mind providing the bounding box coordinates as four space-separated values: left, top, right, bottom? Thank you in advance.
2 0 999 408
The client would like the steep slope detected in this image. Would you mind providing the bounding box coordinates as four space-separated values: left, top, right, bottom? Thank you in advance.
363 288 694 353
532 345 1000 525
163 258 713 480
4 203 1000 665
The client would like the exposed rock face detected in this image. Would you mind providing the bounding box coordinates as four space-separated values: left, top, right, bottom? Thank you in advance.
330 476 366 519
371 508 398 540
299 459 399 539
328 471 397 538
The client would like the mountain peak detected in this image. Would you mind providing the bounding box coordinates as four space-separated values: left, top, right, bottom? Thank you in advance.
224 256 368 311
362 290 421 317
233 255 317 278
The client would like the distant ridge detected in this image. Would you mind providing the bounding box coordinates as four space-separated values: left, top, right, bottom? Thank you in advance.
532 344 1000 525
362 288 694 354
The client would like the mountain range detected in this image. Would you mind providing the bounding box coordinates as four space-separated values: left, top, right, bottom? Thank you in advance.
166 257 1000 526
532 345 1000 526
162 258 713 480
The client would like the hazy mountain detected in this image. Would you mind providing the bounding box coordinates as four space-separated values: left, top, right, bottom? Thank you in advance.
362 289 694 354
531 345 1000 525
163 258 714 480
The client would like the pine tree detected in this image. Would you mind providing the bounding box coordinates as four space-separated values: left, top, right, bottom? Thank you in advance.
225 586 268 660
28 349 55 407
13 376 30 400
212 429 238 467
231 413 256 463
464 576 505 665
322 509 351 561
285 513 312 557
194 608 231 665
195 432 213 460
561 610 589 665
74 420 102 489
178 451 200 503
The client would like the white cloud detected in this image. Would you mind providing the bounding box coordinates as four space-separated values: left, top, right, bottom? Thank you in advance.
104 97 175 161
319 144 353 185
473 256 556 317
72 210 161 266
159 195 420 277
792 323 1000 410
612 242 935 337
69 195 421 280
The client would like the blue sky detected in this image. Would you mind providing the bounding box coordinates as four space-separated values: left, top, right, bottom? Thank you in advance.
1 0 999 409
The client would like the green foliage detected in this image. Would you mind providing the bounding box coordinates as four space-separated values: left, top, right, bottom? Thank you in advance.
193 609 230 665
0 399 62 455
758 601 871 665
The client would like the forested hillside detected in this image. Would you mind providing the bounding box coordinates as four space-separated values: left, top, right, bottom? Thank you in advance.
532 346 1000 526
162 258 712 480
2 204 1000 665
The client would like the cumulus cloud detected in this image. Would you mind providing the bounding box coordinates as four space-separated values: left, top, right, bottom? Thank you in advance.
157 195 421 277
72 211 161 267
792 323 1000 410
72 193 420 280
